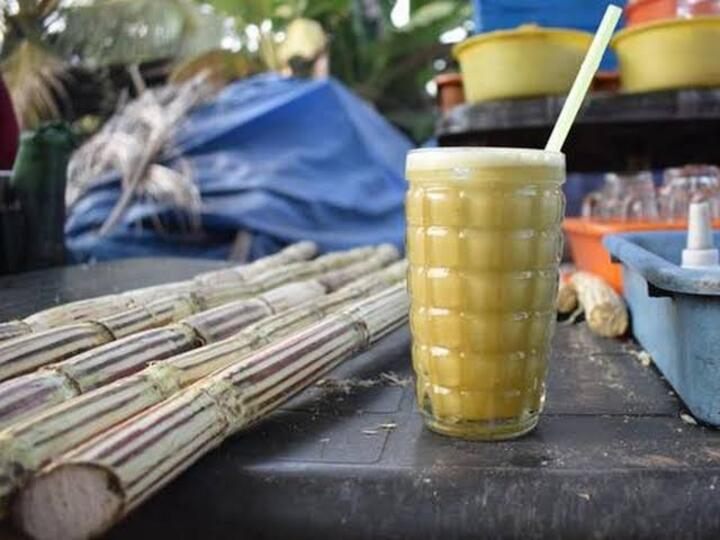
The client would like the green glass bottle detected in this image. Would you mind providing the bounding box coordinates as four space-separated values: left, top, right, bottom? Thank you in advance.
10 123 76 270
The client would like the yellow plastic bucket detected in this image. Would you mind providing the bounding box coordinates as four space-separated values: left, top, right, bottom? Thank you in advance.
452 25 593 103
612 16 720 93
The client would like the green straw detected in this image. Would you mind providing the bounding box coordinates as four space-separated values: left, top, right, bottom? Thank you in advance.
545 4 622 153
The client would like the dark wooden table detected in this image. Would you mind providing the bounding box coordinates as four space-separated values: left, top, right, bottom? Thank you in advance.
2 259 719 540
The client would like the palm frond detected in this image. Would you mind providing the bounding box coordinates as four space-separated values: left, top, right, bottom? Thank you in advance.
0 39 71 129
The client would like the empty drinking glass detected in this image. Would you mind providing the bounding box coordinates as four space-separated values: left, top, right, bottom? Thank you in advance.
677 0 720 18
582 171 657 220
659 165 720 220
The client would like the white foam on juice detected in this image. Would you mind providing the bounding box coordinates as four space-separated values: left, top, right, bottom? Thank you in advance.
406 147 565 171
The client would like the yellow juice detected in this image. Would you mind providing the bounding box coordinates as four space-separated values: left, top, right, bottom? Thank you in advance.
406 147 565 440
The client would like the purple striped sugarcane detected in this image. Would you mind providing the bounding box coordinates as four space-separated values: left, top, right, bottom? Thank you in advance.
0 244 383 382
0 248 400 428
12 283 408 540
0 263 406 520
0 241 318 342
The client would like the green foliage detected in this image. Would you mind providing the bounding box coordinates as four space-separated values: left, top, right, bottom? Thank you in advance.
203 0 470 141
326 0 470 141
12 0 226 67
1 0 469 138
1 0 228 128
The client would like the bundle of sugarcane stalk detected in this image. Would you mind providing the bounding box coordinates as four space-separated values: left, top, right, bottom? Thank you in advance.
0 241 318 343
0 260 407 522
0 241 407 528
0 243 384 382
12 282 409 540
0 246 400 429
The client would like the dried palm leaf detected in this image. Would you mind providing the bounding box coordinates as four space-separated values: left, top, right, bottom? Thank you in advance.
0 40 71 129
65 75 213 235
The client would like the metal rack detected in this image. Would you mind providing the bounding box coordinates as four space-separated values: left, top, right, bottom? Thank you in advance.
437 89 720 172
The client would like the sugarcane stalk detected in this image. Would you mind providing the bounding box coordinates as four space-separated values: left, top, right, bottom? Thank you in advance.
0 296 193 383
0 321 34 342
0 284 316 430
186 245 398 340
0 251 400 428
0 244 378 382
192 241 317 287
570 271 628 337
118 241 316 305
556 275 578 314
0 262 406 519
21 297 137 335
196 245 380 308
0 242 318 342
172 259 406 386
12 283 408 540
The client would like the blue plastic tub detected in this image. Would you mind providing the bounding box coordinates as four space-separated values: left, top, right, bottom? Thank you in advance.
604 231 720 426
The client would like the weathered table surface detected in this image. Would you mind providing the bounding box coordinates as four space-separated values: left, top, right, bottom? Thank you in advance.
2 259 720 540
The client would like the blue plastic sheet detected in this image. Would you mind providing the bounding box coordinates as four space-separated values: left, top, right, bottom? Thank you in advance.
66 74 412 262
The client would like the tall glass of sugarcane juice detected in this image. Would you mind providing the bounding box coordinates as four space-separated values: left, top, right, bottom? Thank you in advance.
406 147 565 440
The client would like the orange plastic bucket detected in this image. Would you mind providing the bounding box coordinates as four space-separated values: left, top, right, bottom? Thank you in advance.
625 0 677 26
435 73 465 113
626 0 720 26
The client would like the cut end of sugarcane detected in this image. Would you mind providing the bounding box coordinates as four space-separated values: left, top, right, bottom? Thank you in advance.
587 304 628 338
556 279 578 314
570 271 629 337
14 464 123 540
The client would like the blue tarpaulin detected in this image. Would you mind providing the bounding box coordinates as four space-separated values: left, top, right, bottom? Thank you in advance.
66 74 412 262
